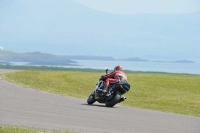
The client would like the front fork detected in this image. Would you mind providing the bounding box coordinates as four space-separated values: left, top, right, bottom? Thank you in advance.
95 90 99 99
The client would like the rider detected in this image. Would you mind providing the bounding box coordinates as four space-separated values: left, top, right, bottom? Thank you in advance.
100 65 128 93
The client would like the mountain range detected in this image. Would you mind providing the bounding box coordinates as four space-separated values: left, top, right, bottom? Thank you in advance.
0 0 199 62
0 50 195 66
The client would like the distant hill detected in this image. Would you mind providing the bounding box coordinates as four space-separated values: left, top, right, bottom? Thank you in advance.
0 50 195 66
0 50 77 66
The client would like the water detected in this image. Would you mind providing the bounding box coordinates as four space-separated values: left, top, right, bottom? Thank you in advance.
10 60 200 75
70 60 200 75
10 61 30 65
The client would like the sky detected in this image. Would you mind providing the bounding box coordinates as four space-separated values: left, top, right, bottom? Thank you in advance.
0 0 199 61
74 0 200 14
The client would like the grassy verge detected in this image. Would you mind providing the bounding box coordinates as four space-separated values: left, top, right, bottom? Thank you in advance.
0 127 74 133
2 70 200 117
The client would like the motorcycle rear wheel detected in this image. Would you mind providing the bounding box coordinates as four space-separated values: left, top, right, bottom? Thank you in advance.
105 91 121 107
87 91 96 105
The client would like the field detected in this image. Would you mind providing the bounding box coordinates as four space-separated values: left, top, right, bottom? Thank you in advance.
0 127 74 133
2 70 200 117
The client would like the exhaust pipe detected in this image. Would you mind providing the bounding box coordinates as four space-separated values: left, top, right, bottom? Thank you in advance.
119 97 126 103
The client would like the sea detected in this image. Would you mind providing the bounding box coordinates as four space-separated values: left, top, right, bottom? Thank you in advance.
11 60 200 75
72 60 200 75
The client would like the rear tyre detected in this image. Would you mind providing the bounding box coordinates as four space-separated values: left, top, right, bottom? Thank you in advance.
105 91 121 107
87 91 96 105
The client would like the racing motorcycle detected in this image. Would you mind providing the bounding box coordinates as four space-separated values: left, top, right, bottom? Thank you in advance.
87 68 130 107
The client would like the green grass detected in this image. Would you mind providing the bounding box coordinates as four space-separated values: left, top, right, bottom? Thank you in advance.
0 127 74 133
2 70 200 117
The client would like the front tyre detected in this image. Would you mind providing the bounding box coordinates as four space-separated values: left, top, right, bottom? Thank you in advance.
87 91 96 105
105 91 121 107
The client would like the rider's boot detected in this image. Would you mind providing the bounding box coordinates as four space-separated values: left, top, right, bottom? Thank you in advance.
97 84 108 93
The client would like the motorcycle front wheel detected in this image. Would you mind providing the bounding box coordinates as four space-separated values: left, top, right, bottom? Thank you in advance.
87 91 96 105
105 91 121 107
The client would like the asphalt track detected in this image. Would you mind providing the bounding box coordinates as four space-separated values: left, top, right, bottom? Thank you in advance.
0 69 200 133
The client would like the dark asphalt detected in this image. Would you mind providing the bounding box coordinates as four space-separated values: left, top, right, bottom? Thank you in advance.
0 69 200 133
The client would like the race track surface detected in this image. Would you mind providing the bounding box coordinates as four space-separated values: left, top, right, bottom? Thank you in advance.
0 69 200 133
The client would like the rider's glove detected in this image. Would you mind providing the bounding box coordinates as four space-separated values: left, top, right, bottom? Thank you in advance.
99 76 105 81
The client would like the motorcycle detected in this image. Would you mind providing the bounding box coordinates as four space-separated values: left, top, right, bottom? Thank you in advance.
87 68 130 107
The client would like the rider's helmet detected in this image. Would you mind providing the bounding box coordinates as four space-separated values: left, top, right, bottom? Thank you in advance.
114 65 123 71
